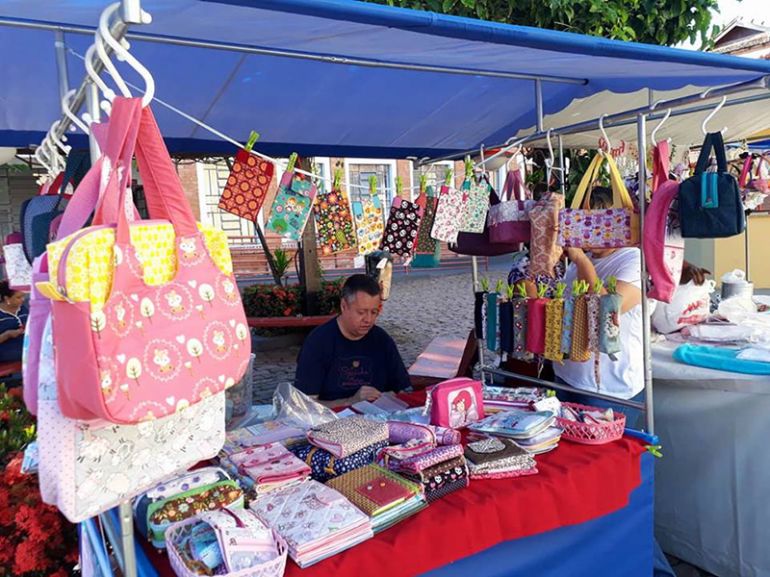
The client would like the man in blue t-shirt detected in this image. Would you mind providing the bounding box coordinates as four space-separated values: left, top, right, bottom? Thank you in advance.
294 274 411 407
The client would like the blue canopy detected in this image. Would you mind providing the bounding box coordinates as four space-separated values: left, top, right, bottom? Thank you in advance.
1 0 770 157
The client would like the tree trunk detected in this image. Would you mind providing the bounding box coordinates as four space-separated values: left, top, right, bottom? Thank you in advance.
297 157 321 315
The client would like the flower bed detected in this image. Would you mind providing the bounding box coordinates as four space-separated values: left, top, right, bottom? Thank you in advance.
241 279 343 318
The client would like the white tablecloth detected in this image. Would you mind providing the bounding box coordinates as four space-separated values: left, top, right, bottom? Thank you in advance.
653 341 770 577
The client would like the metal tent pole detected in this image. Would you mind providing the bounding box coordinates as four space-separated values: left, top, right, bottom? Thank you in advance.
637 113 655 435
745 215 751 282
471 256 486 382
558 134 566 194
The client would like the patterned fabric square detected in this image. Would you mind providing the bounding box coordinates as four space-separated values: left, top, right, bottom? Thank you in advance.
380 197 422 258
415 188 438 254
458 179 490 234
570 296 592 362
352 195 385 255
431 184 465 243
218 150 275 221
313 187 357 255
265 171 317 241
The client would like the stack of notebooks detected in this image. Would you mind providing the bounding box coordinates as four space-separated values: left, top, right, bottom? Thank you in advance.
482 386 549 413
464 438 538 479
469 410 562 455
327 464 426 533
250 480 373 568
224 442 311 495
381 444 469 503
221 420 306 459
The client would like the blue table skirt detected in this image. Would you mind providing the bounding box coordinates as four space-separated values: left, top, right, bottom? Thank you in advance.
424 452 654 577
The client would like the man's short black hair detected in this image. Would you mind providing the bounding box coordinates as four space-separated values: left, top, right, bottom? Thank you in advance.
342 274 381 303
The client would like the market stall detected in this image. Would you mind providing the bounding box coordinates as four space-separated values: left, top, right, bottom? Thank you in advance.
3 2 770 577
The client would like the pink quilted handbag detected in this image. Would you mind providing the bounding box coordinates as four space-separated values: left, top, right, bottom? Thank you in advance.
49 98 250 424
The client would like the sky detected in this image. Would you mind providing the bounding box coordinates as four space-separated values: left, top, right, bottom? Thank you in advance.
715 0 769 27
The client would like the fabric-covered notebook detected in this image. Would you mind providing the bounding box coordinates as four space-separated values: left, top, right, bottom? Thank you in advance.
307 417 389 459
326 464 423 517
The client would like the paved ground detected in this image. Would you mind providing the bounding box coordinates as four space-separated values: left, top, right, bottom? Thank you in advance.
247 264 716 577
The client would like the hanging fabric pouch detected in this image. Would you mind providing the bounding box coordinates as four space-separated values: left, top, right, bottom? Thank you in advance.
600 277 622 357
570 290 592 363
528 192 565 277
486 290 499 352
511 285 531 360
544 283 566 362
458 177 490 234
558 151 639 249
352 194 384 255
431 182 464 243
217 146 275 222
313 182 357 255
678 132 745 238
415 185 439 254
560 287 575 357
266 171 317 241
473 291 486 340
380 196 422 258
525 284 548 355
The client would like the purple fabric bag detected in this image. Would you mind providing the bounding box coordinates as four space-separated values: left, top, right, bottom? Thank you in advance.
488 170 533 244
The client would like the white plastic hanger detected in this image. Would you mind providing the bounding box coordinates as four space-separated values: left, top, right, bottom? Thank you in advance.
84 43 115 118
545 128 556 182
62 89 90 135
701 96 728 135
599 114 612 153
95 28 132 98
49 120 72 157
99 3 155 107
651 108 672 144
34 142 52 175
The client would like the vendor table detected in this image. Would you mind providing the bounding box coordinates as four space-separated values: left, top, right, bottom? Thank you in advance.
653 341 770 577
147 406 652 577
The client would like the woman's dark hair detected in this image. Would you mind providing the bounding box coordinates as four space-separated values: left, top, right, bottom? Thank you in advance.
341 274 381 303
0 280 16 300
589 186 614 209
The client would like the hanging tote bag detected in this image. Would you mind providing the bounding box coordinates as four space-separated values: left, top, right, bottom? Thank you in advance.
431 181 464 243
528 192 564 277
415 186 439 255
218 148 275 222
380 196 422 258
266 171 317 241
488 169 533 244
558 152 640 249
44 98 250 424
678 132 745 238
458 177 490 233
352 193 384 256
36 315 226 523
644 140 684 303
313 184 357 255
451 180 522 257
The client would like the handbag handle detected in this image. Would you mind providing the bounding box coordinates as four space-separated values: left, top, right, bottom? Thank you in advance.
55 102 143 240
115 102 199 245
693 132 729 175
652 140 670 192
501 169 527 202
739 155 753 188
571 152 634 211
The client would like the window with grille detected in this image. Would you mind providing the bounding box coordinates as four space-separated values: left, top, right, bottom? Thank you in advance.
199 162 257 247
412 162 454 193
347 163 393 213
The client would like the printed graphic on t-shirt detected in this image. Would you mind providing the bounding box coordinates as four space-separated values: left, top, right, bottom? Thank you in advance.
336 356 373 391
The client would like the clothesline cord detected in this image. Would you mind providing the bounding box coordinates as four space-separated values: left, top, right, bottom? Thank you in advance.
67 48 504 196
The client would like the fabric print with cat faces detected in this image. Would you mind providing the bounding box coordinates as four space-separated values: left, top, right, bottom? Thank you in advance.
204 321 234 361
142 339 182 382
106 292 135 337
215 274 241 306
178 236 205 267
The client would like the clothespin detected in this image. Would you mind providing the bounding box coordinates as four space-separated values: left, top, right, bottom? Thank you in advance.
245 130 260 152
464 155 473 179
286 152 298 173
646 444 663 458
369 175 377 196
396 176 403 196
444 168 453 187
420 174 427 194
333 167 343 190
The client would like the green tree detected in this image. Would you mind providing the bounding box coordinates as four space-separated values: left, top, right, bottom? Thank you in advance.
369 0 728 47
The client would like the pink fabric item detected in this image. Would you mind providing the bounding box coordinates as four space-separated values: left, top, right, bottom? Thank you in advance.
230 443 311 486
488 169 532 244
22 255 49 415
429 378 484 429
52 99 250 423
644 141 684 303
387 444 465 475
525 297 548 355
387 422 436 445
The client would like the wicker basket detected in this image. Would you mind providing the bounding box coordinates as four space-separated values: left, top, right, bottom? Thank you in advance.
165 517 288 577
555 402 626 445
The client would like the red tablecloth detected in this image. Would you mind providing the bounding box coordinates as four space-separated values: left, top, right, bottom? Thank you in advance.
149 392 646 577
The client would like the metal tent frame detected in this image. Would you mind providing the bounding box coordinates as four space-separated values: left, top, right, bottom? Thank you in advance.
10 0 770 575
